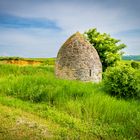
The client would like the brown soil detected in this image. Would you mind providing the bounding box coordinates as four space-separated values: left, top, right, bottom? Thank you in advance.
3 60 42 66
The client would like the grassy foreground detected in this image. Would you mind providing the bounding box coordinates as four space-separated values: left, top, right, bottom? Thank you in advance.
0 64 140 139
0 103 54 140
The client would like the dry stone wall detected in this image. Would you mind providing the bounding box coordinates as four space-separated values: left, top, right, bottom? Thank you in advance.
55 32 102 82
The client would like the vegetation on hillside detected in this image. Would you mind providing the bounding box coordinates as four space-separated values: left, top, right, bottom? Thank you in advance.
0 25 139 139
0 63 140 139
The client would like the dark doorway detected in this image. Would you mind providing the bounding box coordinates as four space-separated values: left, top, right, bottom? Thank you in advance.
89 69 92 76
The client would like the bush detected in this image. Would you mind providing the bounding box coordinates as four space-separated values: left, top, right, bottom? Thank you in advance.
131 61 140 69
104 64 140 99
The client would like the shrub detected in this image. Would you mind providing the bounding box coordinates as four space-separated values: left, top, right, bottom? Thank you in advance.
104 64 140 99
131 61 140 69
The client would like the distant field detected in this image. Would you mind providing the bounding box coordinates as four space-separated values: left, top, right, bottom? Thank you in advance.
0 62 140 139
1 56 140 66
0 56 56 66
120 59 140 64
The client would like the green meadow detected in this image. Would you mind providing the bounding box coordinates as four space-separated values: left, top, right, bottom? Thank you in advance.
0 62 140 139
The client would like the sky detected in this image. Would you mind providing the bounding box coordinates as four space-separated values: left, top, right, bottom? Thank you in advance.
0 0 140 57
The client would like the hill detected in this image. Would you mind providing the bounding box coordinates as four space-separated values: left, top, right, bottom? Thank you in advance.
122 55 140 61
0 62 140 139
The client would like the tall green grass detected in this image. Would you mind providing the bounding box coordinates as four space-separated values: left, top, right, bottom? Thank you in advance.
0 64 140 139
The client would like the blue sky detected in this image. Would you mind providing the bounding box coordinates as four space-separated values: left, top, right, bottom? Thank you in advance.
0 0 140 57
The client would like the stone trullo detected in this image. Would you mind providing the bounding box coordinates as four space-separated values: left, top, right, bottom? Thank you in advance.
55 32 102 82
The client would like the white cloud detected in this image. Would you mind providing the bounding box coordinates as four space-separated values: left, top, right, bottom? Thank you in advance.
0 0 140 56
2 0 139 33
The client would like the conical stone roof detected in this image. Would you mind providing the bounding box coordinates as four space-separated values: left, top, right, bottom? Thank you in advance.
55 32 102 82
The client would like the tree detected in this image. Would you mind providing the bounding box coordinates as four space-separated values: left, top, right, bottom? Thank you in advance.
84 28 126 71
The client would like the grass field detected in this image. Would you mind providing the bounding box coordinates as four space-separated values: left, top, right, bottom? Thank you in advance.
0 63 140 139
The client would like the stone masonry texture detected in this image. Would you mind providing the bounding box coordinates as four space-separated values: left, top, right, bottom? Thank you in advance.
55 32 102 82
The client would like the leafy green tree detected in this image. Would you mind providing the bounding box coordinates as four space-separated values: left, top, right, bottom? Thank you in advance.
84 28 126 71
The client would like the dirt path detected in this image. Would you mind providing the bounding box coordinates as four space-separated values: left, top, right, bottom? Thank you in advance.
0 104 53 140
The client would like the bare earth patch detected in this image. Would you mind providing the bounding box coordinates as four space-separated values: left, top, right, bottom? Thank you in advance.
0 104 53 140
3 60 41 66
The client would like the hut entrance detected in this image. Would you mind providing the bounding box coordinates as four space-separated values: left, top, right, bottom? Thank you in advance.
89 69 92 77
